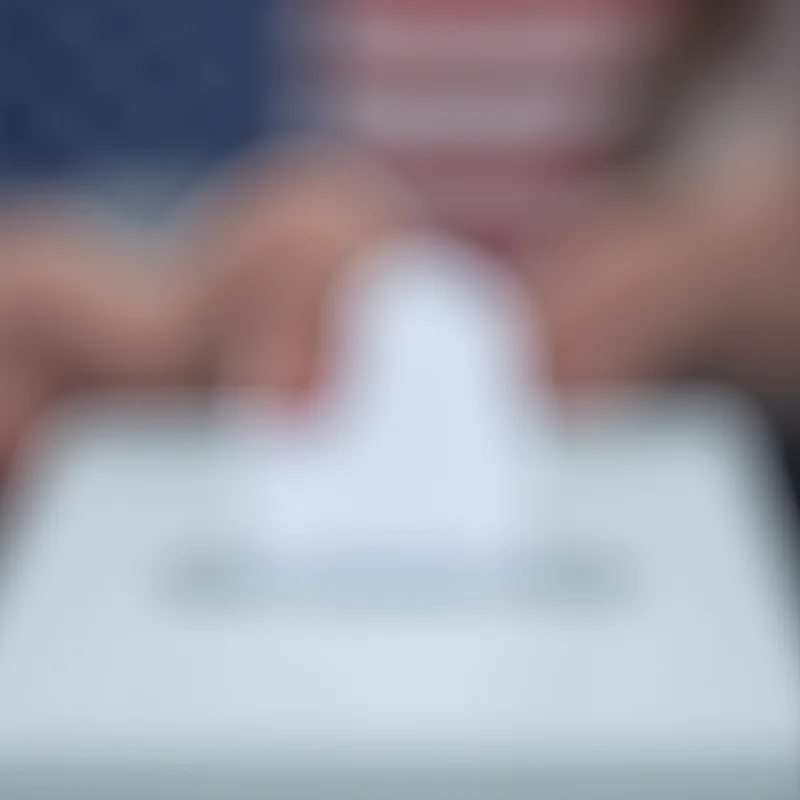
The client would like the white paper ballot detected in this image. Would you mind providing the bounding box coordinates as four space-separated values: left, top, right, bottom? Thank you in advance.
222 235 554 598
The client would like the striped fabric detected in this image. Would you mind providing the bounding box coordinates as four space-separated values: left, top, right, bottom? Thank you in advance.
322 0 686 257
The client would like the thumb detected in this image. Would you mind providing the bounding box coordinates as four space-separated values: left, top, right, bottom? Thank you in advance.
221 270 337 405
0 364 58 487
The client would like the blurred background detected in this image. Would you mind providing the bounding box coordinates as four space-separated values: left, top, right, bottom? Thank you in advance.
0 3 796 792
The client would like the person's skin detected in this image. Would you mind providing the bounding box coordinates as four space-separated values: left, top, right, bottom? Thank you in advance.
0 205 211 479
174 146 412 397
0 158 405 481
177 119 796 409
532 116 798 403
0 120 794 484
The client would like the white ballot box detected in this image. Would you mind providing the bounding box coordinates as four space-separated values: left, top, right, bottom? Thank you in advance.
0 235 798 800
0 391 797 800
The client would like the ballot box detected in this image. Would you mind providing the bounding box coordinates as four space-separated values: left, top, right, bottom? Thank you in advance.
0 389 797 800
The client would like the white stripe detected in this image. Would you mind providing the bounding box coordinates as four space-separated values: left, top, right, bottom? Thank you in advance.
325 13 667 69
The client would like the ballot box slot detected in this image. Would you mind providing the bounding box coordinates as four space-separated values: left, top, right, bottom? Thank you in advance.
166 531 634 615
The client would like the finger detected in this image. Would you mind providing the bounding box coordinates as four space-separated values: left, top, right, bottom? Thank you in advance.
530 205 726 398
1 212 203 387
221 283 335 406
0 364 57 489
180 145 410 398
180 144 411 295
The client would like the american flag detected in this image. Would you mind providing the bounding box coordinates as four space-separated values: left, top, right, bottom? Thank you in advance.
317 0 686 257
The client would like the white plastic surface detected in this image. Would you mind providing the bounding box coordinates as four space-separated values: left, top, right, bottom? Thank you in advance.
1 402 798 766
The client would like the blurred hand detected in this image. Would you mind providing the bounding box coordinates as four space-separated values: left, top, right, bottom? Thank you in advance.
0 152 406 482
187 136 797 412
177 145 411 402
534 124 799 405
2 130 794 482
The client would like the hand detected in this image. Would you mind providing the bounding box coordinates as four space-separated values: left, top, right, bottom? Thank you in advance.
0 152 406 482
533 125 799 406
185 134 799 411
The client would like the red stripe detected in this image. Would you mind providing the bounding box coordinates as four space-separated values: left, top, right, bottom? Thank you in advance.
331 53 657 91
332 0 684 21
363 142 613 182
